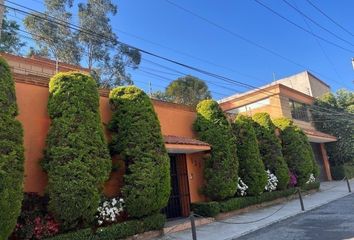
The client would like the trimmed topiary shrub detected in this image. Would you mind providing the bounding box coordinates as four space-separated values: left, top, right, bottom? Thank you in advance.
194 99 239 200
0 57 25 240
43 72 111 230
273 118 316 186
108 86 170 218
252 113 289 190
191 201 220 217
232 115 267 196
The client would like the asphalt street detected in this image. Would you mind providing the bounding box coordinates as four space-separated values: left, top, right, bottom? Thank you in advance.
236 193 354 240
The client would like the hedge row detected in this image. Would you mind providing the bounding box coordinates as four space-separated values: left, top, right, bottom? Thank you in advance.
331 164 354 180
0 57 25 239
43 72 111 230
194 100 239 200
108 86 170 218
192 183 320 217
45 213 166 240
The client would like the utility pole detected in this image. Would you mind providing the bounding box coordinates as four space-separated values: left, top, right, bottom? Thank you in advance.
0 0 4 40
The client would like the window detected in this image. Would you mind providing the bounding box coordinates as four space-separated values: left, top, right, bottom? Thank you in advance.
289 99 310 122
227 98 270 114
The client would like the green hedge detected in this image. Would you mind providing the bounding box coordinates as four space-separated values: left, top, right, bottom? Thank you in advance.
192 184 320 217
43 72 111 230
331 164 354 180
273 118 316 186
45 213 166 240
252 113 289 190
233 115 267 195
108 86 170 218
0 57 25 239
194 100 239 200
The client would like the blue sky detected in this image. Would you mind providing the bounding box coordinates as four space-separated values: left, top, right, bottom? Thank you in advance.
7 0 354 100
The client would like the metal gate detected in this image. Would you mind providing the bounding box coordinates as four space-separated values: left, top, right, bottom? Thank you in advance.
162 154 191 219
311 142 326 181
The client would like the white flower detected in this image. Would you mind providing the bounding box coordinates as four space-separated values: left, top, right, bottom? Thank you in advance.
237 177 248 196
264 170 278 192
306 173 316 184
96 197 125 225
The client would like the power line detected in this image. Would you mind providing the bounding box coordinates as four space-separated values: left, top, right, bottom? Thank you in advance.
164 0 352 90
306 0 354 37
282 0 354 48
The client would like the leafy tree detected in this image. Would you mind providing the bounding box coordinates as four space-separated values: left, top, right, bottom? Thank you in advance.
109 86 170 218
252 113 289 190
233 115 267 195
78 0 140 86
0 57 25 239
164 75 211 107
43 72 111 230
194 99 238 200
24 0 81 65
311 91 354 165
273 118 316 186
0 13 26 54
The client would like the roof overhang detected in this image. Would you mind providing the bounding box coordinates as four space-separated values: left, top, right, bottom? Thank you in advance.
302 128 337 143
164 135 211 154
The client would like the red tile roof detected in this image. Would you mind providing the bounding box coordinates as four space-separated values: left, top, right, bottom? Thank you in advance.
163 135 210 146
302 128 337 141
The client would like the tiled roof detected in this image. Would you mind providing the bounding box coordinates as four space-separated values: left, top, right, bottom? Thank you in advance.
302 128 337 140
163 135 210 146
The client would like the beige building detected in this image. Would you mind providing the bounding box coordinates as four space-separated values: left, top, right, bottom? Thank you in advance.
218 72 337 181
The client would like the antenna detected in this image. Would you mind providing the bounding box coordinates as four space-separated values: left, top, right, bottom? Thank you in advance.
149 81 152 97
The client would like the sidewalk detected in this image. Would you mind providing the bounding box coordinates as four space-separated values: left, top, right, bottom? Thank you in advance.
158 180 352 240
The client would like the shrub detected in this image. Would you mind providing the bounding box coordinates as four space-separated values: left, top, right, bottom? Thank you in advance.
191 202 220 217
232 115 267 195
194 100 239 200
0 57 25 239
252 113 289 190
44 213 166 240
10 193 60 240
273 118 316 186
331 164 354 180
43 72 111 230
108 86 170 218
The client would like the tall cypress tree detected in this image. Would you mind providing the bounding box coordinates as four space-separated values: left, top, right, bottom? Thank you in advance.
233 115 267 195
252 113 289 190
43 72 111 230
0 57 25 239
109 86 170 218
273 118 316 186
194 100 238 200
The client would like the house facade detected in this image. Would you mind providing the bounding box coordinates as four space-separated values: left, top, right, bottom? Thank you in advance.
1 52 209 219
219 76 336 181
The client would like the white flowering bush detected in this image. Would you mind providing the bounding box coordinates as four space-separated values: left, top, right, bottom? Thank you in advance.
306 173 316 184
237 177 249 196
264 170 278 192
96 197 124 226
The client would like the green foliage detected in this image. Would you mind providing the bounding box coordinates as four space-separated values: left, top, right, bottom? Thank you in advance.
311 91 354 166
252 113 289 190
164 75 212 107
43 72 111 230
331 164 354 180
194 100 238 200
191 202 220 217
45 213 166 240
0 57 25 239
0 13 26 54
273 118 316 186
233 115 267 195
108 86 170 218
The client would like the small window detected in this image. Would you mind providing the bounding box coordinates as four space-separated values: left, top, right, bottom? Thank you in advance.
289 100 310 122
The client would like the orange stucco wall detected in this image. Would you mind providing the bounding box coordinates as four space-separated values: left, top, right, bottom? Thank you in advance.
14 80 205 203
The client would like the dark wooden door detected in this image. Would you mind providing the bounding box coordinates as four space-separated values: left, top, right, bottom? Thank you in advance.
162 154 190 219
311 143 326 181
